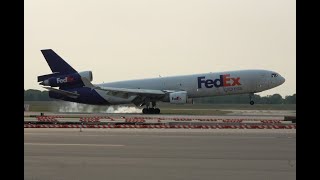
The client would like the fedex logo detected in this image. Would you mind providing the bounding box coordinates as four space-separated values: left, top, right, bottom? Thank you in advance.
57 76 74 84
197 74 241 88
172 96 182 101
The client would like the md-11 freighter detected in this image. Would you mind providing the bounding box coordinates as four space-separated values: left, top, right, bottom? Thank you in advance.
38 49 285 114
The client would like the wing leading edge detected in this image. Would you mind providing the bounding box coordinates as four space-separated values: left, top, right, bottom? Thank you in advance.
81 77 166 96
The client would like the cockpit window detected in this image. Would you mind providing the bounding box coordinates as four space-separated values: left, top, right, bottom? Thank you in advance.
271 73 278 77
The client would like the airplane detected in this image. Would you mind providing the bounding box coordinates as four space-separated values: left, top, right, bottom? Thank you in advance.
38 49 285 114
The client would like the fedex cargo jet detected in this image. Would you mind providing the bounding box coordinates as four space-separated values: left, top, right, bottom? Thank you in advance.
38 49 285 114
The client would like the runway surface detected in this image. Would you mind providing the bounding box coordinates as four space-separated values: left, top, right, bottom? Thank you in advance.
25 129 296 180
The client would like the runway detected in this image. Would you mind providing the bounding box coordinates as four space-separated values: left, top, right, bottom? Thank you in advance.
24 112 296 130
25 129 296 180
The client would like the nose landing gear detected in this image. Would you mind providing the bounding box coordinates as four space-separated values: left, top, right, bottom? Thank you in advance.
249 93 255 105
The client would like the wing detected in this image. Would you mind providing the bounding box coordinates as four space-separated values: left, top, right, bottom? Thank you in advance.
96 86 165 95
81 77 165 95
81 77 168 105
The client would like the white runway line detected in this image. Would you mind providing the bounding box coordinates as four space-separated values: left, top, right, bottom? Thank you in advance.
24 143 125 147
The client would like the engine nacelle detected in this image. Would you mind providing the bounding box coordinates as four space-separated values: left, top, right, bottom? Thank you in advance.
39 71 93 87
78 71 93 82
169 91 188 104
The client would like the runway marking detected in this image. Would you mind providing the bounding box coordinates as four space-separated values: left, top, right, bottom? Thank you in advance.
24 133 118 137
24 143 125 147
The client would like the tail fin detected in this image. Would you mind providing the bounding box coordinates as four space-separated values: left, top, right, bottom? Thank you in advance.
41 49 77 74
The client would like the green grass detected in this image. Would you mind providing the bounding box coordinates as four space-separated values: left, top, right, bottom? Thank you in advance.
157 103 296 110
25 101 295 116
160 109 231 115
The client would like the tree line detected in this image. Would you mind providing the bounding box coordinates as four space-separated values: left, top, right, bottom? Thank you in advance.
24 89 296 104
193 93 295 104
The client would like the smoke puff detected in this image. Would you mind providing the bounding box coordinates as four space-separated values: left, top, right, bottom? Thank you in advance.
58 102 141 113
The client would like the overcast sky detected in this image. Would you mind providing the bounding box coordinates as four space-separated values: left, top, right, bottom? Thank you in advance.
25 0 295 97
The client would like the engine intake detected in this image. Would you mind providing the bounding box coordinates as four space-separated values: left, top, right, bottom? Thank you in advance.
79 71 93 82
168 91 192 104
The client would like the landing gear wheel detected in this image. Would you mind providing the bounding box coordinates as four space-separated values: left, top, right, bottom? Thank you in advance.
249 93 255 105
142 101 160 114
142 108 148 114
149 108 155 114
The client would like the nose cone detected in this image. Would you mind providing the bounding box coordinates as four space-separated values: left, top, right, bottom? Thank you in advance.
279 76 285 85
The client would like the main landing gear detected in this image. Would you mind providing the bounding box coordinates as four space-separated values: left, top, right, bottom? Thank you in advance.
142 108 160 114
249 93 254 105
142 101 160 114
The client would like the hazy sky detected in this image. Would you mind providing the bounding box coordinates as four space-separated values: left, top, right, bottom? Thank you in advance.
25 0 295 97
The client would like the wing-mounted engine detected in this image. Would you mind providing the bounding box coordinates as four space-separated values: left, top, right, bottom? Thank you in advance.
161 91 193 104
170 91 187 104
38 71 93 87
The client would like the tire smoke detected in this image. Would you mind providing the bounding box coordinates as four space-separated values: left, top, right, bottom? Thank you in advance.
58 102 142 113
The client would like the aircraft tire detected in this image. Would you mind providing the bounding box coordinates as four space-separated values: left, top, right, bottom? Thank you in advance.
142 108 148 114
142 108 160 114
250 101 254 105
149 108 155 114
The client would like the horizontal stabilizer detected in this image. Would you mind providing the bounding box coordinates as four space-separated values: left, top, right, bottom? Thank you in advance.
43 87 79 98
37 72 61 82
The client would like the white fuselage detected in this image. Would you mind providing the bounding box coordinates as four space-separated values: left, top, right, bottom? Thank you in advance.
94 69 285 104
